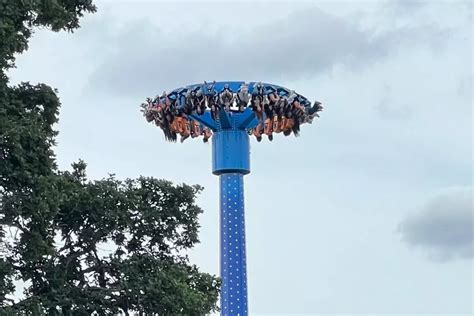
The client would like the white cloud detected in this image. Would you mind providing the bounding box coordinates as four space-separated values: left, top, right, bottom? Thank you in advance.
399 187 473 261
83 4 450 98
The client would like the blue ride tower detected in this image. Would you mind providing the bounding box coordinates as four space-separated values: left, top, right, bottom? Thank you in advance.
213 128 251 315
141 81 322 316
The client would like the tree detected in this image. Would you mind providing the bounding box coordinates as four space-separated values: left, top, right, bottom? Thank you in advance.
0 1 220 314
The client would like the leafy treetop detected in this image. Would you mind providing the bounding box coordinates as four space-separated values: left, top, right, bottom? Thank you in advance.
0 1 220 314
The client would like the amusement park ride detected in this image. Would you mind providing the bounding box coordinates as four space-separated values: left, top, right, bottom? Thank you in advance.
141 81 322 316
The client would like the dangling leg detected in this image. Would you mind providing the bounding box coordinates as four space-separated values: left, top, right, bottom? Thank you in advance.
178 117 185 134
253 123 262 142
189 120 195 138
180 119 191 143
280 116 287 133
273 115 282 133
267 118 274 141
169 118 177 134
209 96 216 116
191 121 199 138
225 98 231 112
284 118 295 136
264 118 273 141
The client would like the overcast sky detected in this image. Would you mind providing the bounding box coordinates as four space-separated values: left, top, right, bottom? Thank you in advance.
8 0 473 314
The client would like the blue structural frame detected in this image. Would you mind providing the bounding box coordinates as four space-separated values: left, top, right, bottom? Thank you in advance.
189 108 256 315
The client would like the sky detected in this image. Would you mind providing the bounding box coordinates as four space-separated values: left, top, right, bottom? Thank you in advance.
8 0 473 314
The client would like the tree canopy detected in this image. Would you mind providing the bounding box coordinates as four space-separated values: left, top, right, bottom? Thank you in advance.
0 1 219 314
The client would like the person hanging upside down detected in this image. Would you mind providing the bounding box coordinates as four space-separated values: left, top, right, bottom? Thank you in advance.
263 91 277 141
202 127 212 143
190 120 201 138
219 83 234 112
237 83 250 112
263 115 273 141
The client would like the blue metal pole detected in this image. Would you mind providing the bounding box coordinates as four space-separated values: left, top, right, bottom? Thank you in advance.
212 129 250 315
219 173 248 315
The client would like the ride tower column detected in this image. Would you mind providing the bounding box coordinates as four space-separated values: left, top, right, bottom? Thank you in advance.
212 129 250 316
190 106 257 315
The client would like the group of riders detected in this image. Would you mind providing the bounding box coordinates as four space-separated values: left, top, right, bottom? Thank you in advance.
141 81 323 142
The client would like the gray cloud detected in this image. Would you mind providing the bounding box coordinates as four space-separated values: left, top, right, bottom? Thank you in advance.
399 187 473 261
83 2 454 100
83 5 427 98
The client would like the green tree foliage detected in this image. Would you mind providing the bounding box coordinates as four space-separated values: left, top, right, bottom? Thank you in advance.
0 1 219 314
